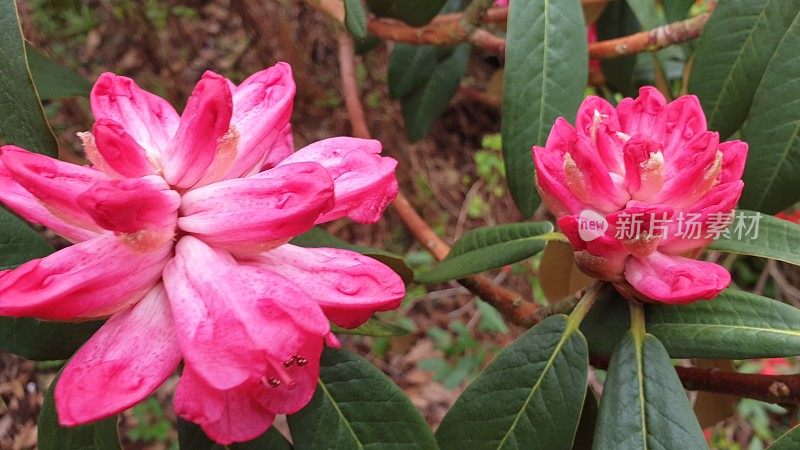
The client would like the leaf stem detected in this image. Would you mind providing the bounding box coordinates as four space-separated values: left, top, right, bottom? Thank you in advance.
564 281 604 334
628 300 646 342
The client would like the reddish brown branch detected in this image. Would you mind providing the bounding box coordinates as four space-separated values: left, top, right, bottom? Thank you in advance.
337 33 538 327
309 0 711 60
591 356 800 404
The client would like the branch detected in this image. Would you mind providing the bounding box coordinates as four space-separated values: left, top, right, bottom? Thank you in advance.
307 0 712 60
337 33 538 327
591 356 800 405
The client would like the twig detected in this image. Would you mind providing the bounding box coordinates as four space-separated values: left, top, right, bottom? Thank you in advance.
591 355 800 405
337 32 538 327
307 1 711 59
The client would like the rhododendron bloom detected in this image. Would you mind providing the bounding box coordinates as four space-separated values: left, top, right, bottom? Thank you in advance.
533 87 747 304
0 64 405 444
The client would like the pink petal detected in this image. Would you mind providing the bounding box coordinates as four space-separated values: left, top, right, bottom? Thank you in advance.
563 134 629 212
224 63 296 179
247 244 405 328
278 137 399 224
163 71 233 189
617 86 668 141
557 215 627 281
659 181 743 255
655 131 721 208
91 73 180 162
625 251 731 304
87 119 156 178
663 95 707 158
260 123 294 171
0 146 107 234
76 176 179 248
174 367 276 445
178 162 334 254
0 159 99 243
163 237 329 391
574 95 624 173
0 233 171 320
718 140 748 183
532 118 587 217
55 284 180 426
621 137 665 201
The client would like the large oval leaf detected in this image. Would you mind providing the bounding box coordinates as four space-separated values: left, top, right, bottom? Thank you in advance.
593 332 705 449
177 419 291 450
435 315 589 450
0 0 57 155
581 289 800 359
26 44 91 100
709 211 800 266
0 207 53 270
415 222 554 284
770 424 800 450
688 0 799 140
501 0 588 217
287 348 437 449
739 10 800 213
39 371 121 450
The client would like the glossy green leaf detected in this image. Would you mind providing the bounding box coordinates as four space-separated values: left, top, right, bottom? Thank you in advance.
739 10 800 213
26 43 92 99
689 0 800 140
709 211 800 267
177 419 291 450
291 227 413 284
0 0 57 155
664 0 694 23
502 0 588 217
415 222 554 284
0 317 102 361
581 289 800 359
331 317 410 337
401 43 470 142
435 315 589 450
596 0 640 97
593 332 705 449
39 372 121 450
770 424 800 450
365 0 447 26
0 207 53 270
344 0 368 40
388 44 439 99
287 348 437 449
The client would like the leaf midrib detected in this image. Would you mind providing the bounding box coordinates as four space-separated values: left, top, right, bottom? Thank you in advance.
495 319 571 449
318 380 366 450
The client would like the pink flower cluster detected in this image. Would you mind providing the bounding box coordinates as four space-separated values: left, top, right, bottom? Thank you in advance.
0 64 405 443
533 87 748 304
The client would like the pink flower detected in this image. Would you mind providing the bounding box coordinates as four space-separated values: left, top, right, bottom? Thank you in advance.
0 64 405 444
533 87 747 304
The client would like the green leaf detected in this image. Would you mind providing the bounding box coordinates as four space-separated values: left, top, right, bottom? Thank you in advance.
290 227 413 284
739 10 800 213
26 43 92 100
664 0 694 23
388 44 439 99
0 0 57 155
344 0 368 40
0 317 102 361
39 372 121 450
593 332 705 449
435 315 589 450
177 419 291 450
596 0 640 97
770 424 800 450
415 222 554 284
709 211 800 267
401 43 470 141
365 0 447 26
331 317 410 337
581 288 800 359
287 348 437 449
502 0 588 217
689 0 800 140
0 207 53 269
